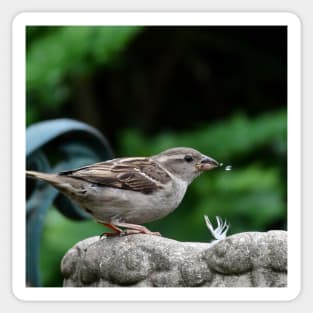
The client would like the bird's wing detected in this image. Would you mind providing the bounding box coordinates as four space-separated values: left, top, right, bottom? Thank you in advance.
58 158 171 194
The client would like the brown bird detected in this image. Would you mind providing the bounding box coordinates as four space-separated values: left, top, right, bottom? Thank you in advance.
26 147 219 236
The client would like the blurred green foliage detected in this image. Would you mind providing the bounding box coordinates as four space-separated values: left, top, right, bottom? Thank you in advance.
27 25 287 286
119 110 286 159
27 26 142 124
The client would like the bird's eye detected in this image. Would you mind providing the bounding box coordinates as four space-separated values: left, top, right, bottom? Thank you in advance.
184 154 194 162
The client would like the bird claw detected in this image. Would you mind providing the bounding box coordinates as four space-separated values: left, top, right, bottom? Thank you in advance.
121 229 161 236
122 229 141 235
100 232 118 238
100 229 161 238
204 215 229 241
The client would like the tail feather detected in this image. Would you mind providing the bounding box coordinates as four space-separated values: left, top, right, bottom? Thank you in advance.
26 170 60 185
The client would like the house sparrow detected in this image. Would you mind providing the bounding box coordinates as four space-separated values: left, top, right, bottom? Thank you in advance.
26 147 219 236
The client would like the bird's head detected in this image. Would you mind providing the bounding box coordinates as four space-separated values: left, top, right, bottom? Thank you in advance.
152 147 219 184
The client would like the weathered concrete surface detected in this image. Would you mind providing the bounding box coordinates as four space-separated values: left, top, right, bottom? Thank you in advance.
61 230 287 287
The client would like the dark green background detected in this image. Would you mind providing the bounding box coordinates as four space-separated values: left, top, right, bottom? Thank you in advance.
26 26 287 286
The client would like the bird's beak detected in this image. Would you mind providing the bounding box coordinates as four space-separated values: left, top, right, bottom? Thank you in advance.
196 156 219 171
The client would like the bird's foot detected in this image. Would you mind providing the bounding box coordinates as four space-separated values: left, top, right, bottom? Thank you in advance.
115 222 161 236
100 231 127 239
99 222 124 238
99 222 161 237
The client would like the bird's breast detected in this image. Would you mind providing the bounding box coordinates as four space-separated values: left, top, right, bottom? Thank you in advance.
79 178 188 224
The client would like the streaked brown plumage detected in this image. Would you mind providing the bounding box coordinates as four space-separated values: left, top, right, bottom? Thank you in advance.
26 147 219 236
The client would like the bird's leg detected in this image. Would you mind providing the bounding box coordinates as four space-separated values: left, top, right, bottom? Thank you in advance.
99 222 124 237
114 222 161 236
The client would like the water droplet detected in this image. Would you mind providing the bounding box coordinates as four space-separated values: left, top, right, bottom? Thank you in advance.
225 165 232 171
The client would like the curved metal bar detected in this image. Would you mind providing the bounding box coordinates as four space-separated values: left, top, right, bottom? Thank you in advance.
26 118 112 156
26 119 113 286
